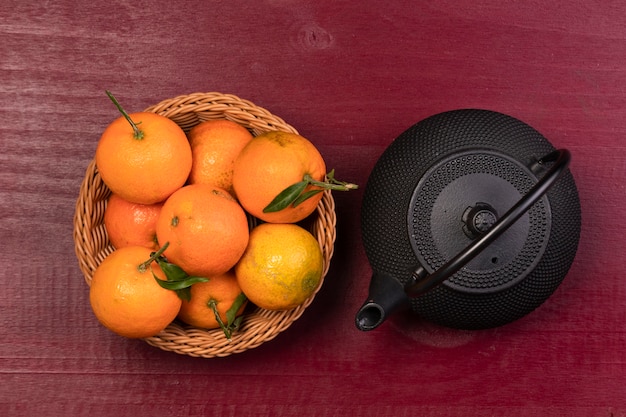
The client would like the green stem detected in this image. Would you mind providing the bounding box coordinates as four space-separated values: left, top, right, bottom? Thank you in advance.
138 242 169 273
208 299 232 340
106 90 144 140
304 173 359 191
263 170 359 213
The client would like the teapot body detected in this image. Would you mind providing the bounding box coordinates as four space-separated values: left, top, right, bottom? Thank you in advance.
358 110 581 330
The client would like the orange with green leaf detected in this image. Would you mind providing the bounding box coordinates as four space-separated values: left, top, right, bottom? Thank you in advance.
232 131 357 223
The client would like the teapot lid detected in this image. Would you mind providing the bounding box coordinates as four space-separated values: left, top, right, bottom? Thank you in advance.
408 149 551 294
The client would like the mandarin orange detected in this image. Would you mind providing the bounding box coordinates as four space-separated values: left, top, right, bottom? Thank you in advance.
232 131 327 223
95 92 192 205
89 246 182 338
177 270 247 335
104 193 162 250
155 184 249 277
187 119 253 195
235 223 323 311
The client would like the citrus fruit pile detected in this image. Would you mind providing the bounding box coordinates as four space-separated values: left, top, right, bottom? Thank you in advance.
88 91 357 340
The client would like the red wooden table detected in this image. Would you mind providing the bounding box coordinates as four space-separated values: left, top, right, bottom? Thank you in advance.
1 1 625 415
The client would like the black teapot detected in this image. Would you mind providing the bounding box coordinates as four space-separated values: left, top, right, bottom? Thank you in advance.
355 109 581 331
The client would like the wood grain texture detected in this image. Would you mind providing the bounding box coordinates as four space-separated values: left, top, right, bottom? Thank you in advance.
1 0 625 415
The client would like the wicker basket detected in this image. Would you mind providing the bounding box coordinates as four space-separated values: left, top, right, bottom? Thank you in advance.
73 92 337 358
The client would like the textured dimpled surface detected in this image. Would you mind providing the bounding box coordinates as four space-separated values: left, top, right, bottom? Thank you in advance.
360 109 581 329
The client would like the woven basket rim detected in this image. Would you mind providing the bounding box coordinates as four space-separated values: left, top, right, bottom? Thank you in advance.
73 92 337 358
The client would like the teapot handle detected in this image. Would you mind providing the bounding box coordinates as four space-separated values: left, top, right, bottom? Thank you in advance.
405 149 571 297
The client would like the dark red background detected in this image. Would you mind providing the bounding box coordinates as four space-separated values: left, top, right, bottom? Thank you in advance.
1 1 625 415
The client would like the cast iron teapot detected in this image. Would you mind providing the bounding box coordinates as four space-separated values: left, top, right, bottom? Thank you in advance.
355 109 581 331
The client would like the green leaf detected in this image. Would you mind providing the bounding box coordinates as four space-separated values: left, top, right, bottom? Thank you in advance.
155 257 190 281
150 254 208 301
263 180 308 213
232 315 244 331
175 287 192 302
154 275 208 291
292 189 323 207
226 293 248 326
152 273 207 302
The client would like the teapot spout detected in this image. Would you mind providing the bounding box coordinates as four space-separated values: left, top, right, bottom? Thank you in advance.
355 272 410 331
